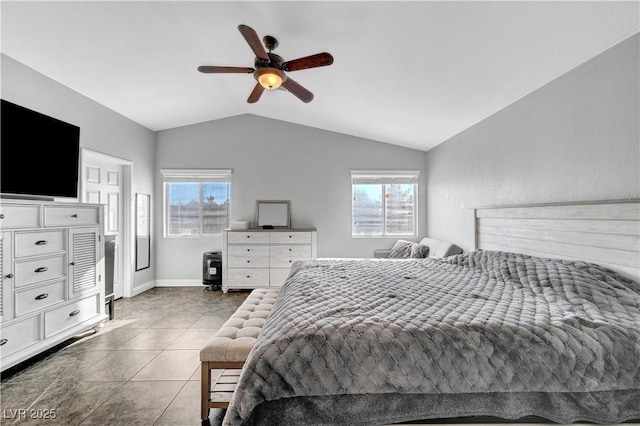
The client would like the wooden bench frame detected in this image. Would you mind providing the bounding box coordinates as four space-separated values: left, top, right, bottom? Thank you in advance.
200 288 279 422
201 362 244 417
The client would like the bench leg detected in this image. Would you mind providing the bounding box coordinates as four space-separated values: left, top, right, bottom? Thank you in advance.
201 361 211 421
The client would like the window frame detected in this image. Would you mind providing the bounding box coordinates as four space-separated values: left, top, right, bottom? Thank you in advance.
351 170 419 239
161 169 232 238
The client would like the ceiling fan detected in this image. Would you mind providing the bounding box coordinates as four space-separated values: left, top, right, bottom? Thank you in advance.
198 24 334 104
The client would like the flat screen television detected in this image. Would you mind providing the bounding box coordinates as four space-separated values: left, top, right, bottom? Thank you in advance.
1 99 81 200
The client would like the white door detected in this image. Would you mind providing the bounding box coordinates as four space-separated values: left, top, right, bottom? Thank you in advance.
82 153 125 299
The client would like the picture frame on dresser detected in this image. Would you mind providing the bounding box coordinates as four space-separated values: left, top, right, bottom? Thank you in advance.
255 200 290 229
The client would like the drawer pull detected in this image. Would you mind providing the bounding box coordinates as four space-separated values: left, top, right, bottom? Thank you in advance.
35 240 48 245
289 260 292 263
246 260 250 263
5 273 14 279
35 293 49 300
246 235 250 239
289 248 292 251
35 267 49 273
71 214 79 218
70 261 76 266
69 310 81 317
247 249 250 252
0 339 7 346
0 214 5 219
246 275 250 278
289 235 292 238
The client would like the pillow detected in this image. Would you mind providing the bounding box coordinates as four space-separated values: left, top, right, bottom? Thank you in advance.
388 240 430 259
410 242 430 258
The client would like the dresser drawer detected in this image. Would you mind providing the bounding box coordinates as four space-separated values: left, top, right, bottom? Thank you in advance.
0 315 40 358
226 269 269 288
270 245 311 268
0 204 41 229
15 230 66 258
270 232 312 244
227 232 269 244
14 254 66 287
15 280 66 317
227 245 269 268
44 206 99 227
270 268 293 286
227 245 269 257
44 294 99 338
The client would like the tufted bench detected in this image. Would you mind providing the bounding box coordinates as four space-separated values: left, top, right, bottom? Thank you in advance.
200 287 279 420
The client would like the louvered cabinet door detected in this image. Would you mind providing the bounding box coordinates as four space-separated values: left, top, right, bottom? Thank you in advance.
68 227 99 299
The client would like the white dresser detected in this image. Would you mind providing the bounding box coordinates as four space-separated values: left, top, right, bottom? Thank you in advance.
222 228 317 292
0 200 106 372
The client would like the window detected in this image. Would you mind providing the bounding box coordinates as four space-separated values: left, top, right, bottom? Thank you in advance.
351 170 419 237
162 169 232 237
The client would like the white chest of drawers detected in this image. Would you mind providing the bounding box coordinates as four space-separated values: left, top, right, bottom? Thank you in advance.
0 200 105 372
222 228 317 292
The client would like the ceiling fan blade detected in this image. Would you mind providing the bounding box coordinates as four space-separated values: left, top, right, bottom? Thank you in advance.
198 66 254 74
238 24 270 61
282 52 334 72
282 78 314 103
247 82 265 103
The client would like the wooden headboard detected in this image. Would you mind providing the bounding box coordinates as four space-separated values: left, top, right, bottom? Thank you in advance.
473 199 640 282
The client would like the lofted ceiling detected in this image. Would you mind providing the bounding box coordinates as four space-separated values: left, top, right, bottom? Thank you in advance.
2 1 639 152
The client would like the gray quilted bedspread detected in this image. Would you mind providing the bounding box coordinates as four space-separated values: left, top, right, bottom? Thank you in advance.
223 251 640 425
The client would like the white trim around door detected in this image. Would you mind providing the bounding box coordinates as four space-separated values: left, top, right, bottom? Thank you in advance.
80 148 135 298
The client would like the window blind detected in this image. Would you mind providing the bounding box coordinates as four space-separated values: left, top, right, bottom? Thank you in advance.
161 169 232 183
351 170 420 185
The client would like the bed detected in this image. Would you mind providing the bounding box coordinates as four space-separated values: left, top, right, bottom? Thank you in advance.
221 199 640 426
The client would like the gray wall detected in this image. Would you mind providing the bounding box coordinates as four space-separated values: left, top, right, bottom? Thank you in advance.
6 31 637 287
1 54 157 289
424 33 640 250
155 115 427 281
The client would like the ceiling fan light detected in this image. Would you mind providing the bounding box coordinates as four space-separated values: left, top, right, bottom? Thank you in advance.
256 68 284 90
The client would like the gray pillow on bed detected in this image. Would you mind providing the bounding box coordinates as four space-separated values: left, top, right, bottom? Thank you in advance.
410 243 430 258
388 240 430 259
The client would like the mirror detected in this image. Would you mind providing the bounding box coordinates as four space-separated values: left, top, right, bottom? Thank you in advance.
136 193 150 271
255 200 290 229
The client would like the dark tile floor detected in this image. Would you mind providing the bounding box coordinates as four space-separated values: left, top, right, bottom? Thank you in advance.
1 287 250 425
3 288 627 426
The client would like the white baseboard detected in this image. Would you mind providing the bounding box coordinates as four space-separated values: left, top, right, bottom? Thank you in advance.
131 280 155 296
128 280 210 297
154 279 204 287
